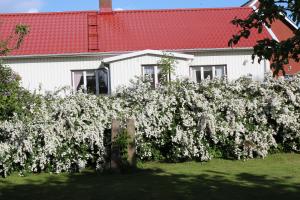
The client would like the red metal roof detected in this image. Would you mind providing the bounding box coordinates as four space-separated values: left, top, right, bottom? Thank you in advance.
0 11 89 56
0 7 270 56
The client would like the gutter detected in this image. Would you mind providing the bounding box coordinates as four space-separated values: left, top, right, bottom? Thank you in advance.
0 47 254 59
282 14 298 30
241 0 258 7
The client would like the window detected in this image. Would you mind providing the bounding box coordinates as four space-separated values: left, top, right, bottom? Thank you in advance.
284 74 294 81
203 67 213 80
73 71 84 91
191 65 226 83
142 65 170 88
72 69 109 95
98 69 109 94
86 71 96 94
143 66 156 88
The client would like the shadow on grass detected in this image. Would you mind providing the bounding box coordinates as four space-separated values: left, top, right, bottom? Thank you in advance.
0 168 299 200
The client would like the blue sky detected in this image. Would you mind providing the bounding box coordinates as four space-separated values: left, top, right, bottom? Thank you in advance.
0 0 248 13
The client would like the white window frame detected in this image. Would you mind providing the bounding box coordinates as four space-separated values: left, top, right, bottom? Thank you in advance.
190 65 227 82
71 68 109 95
284 74 294 81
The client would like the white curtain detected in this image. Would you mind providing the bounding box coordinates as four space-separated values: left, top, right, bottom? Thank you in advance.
74 71 83 90
215 66 225 78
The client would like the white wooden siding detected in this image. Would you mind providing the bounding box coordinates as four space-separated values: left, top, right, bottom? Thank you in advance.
109 55 190 92
4 56 104 92
3 50 269 93
189 50 267 81
109 50 267 92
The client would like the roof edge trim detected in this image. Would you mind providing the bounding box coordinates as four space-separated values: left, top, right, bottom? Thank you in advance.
1 48 254 59
247 2 298 30
102 49 194 63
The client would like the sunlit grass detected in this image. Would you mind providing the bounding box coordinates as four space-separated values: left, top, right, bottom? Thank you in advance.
1 153 300 200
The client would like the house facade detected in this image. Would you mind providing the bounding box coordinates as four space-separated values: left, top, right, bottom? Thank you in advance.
0 0 275 95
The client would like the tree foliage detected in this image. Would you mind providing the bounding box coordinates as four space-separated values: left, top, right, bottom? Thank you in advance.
0 63 40 121
0 24 31 121
0 24 29 56
229 0 300 76
157 53 177 84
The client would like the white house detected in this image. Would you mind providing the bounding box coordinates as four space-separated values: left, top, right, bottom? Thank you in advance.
0 0 273 95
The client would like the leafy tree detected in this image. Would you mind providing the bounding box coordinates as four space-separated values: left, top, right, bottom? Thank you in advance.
157 53 177 84
229 0 299 76
0 24 29 55
0 24 32 120
0 63 23 120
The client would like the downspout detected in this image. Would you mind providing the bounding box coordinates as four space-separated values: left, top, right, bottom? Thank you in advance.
264 59 267 75
264 58 271 75
105 63 112 95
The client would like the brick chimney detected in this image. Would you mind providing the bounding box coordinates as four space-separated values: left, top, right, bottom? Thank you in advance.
100 0 112 13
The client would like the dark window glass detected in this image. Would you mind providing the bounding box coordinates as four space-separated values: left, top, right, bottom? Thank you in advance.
86 71 96 94
98 69 108 94
195 70 202 83
144 66 155 88
203 68 213 80
284 75 293 80
157 67 163 84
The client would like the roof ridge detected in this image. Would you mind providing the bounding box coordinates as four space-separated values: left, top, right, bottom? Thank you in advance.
111 7 251 13
0 6 251 16
0 10 97 16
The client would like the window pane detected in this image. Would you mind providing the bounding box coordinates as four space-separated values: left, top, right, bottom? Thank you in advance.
86 71 96 94
157 67 164 84
74 71 84 91
191 65 226 83
98 69 108 94
203 67 213 80
157 67 162 84
191 67 201 83
284 75 293 80
143 66 155 88
195 70 202 83
215 66 225 78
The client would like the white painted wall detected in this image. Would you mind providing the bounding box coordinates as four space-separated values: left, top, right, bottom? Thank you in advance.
3 49 269 94
109 50 268 92
188 50 267 81
3 56 104 92
109 55 191 92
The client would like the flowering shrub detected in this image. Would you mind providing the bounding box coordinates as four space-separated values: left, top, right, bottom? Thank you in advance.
0 92 124 177
119 77 278 161
0 63 39 121
1 73 300 177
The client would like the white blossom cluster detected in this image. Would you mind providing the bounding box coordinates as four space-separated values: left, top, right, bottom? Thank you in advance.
1 73 300 177
118 74 300 161
0 92 125 177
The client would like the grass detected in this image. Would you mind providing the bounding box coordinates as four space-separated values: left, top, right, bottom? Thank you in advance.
0 153 300 200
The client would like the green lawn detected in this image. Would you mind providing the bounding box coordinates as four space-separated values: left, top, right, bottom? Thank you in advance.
1 153 300 200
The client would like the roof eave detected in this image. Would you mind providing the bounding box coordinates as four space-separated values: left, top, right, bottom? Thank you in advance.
102 49 195 63
1 47 254 59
